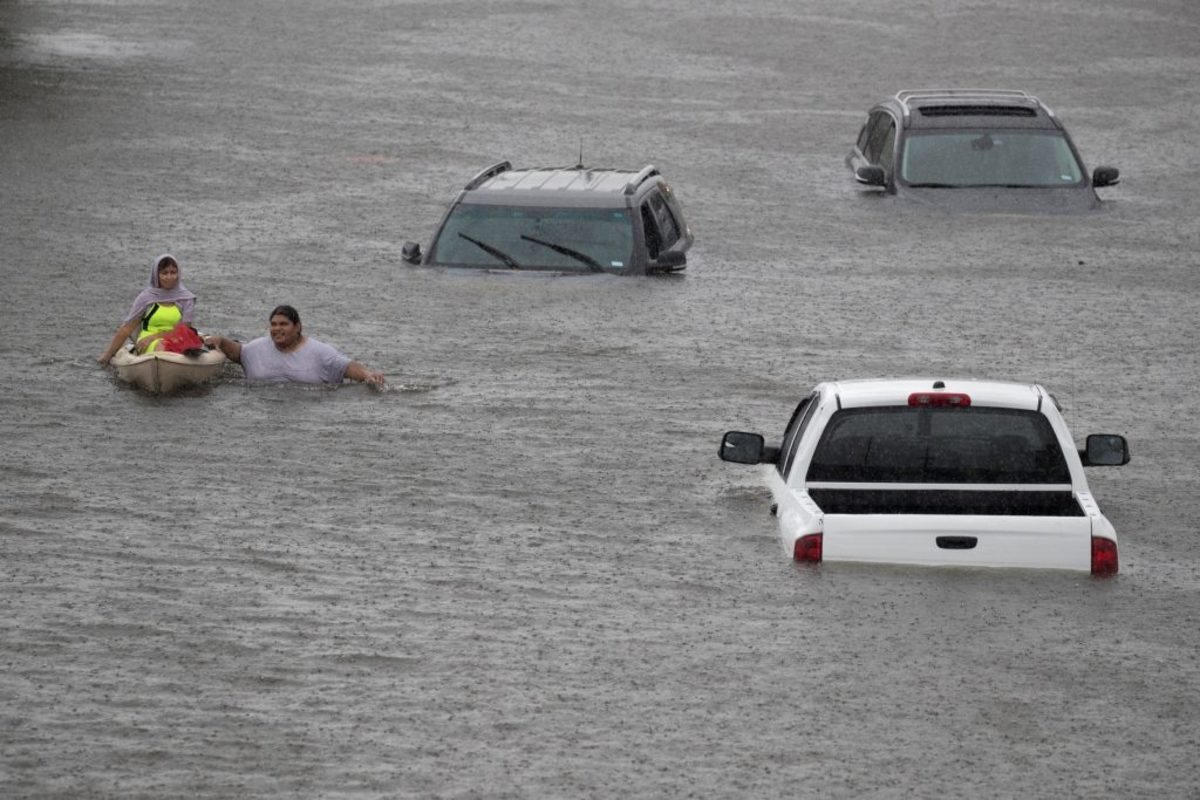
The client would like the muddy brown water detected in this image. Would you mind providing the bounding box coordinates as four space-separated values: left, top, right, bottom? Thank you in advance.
2 1 1198 797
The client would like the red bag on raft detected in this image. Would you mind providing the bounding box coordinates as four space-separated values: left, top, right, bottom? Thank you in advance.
158 323 205 354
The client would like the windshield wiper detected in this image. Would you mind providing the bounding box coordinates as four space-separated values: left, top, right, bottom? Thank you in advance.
519 234 604 272
906 182 961 188
457 233 522 269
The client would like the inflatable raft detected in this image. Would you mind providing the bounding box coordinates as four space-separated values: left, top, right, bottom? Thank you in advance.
111 345 226 394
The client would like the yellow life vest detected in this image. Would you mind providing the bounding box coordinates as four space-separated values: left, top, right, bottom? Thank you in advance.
136 303 182 352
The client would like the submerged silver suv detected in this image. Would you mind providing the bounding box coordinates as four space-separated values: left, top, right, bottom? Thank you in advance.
402 162 693 275
847 89 1120 211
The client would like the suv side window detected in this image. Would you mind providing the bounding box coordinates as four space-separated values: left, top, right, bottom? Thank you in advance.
777 392 819 478
855 116 873 153
649 192 680 250
877 122 896 173
864 112 896 167
640 203 663 259
861 113 885 161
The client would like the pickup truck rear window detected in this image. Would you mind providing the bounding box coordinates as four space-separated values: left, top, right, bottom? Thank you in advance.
807 407 1071 484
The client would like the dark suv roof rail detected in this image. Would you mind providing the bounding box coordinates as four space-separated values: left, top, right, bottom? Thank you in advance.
623 165 660 195
464 161 512 190
894 89 1046 119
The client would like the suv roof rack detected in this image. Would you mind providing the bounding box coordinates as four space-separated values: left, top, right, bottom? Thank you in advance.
464 161 512 190
623 165 660 195
894 89 1050 120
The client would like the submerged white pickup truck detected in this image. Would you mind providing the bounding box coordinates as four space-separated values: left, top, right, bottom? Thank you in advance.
719 378 1129 575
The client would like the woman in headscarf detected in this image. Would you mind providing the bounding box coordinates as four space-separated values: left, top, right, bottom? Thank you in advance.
97 254 199 364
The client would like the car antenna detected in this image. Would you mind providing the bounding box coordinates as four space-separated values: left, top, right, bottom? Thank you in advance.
575 138 584 170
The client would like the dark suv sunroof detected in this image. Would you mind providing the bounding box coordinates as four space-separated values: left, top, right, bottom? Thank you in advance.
918 105 1037 117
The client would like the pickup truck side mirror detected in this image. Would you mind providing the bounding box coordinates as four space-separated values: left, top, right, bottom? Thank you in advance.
1080 433 1130 466
855 165 887 187
720 431 767 464
401 241 423 265
1092 166 1120 188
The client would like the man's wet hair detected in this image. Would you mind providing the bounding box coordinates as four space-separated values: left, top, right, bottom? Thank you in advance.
269 305 300 325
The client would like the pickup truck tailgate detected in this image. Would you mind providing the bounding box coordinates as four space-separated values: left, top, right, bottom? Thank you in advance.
821 513 1092 571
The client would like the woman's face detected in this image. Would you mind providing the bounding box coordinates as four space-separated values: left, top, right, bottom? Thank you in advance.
269 314 302 349
157 261 179 289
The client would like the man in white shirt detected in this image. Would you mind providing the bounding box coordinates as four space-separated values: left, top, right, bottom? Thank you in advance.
206 305 385 387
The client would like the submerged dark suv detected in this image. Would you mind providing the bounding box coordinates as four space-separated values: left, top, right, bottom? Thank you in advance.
402 162 693 274
847 89 1120 211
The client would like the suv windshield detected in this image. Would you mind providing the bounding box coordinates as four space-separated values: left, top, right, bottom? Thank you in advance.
900 130 1084 187
807 407 1071 483
429 204 634 272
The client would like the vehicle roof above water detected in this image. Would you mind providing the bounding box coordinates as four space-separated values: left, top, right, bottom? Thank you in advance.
462 163 663 208
822 378 1046 411
880 89 1064 132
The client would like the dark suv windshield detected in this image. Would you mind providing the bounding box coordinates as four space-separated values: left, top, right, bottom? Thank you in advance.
429 203 634 272
900 130 1084 187
807 407 1071 484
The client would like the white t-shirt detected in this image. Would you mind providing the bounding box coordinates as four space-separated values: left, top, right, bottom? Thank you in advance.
240 336 352 384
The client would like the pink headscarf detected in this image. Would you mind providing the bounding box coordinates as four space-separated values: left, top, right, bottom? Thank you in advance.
121 253 198 325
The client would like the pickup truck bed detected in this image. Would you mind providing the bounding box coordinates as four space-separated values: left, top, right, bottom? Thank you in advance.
808 488 1085 516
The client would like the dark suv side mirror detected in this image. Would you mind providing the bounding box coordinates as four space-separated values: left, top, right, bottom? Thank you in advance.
401 241 423 265
720 431 766 464
653 250 687 270
855 165 887 187
1092 166 1120 188
1080 434 1130 466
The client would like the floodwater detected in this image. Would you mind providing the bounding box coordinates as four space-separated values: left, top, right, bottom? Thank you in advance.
2 1 1198 797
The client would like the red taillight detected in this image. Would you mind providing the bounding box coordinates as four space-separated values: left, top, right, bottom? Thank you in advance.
1091 537 1119 576
793 533 823 563
908 392 971 408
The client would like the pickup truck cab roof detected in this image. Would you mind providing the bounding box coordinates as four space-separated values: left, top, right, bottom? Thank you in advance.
832 377 1042 411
